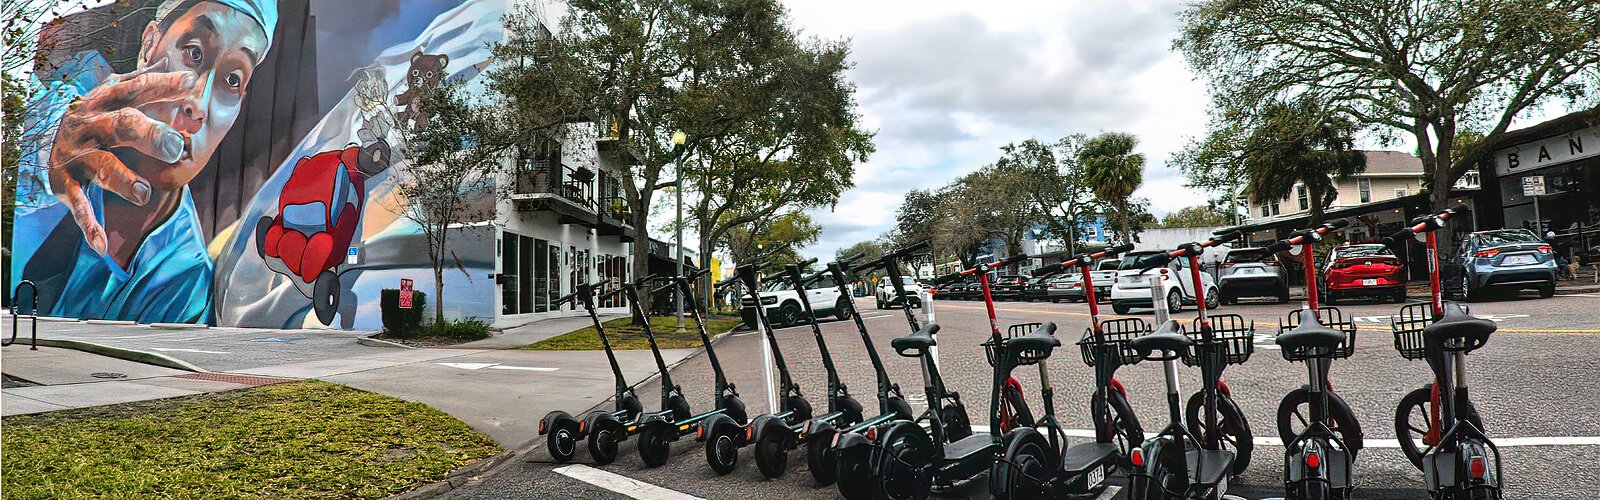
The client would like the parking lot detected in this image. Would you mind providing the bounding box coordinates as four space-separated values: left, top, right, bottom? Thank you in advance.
451 291 1600 499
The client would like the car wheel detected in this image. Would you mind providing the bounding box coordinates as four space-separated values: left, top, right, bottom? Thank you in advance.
1205 287 1220 309
778 302 802 326
1324 290 1338 306
835 298 852 320
1539 284 1555 298
1113 303 1131 315
1392 289 1407 303
1277 286 1291 304
1219 291 1234 306
1166 289 1183 314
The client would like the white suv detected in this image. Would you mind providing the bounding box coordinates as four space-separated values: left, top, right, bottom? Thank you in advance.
875 276 924 309
1109 250 1220 315
741 274 851 327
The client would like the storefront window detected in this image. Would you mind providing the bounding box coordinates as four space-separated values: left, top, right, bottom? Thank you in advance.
501 235 519 315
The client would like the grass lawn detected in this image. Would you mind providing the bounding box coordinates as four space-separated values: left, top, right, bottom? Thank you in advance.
521 315 744 350
1 381 500 499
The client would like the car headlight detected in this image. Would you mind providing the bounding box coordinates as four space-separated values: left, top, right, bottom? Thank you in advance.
760 296 777 305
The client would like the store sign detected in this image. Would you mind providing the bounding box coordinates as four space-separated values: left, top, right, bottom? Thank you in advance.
1493 125 1600 176
1521 176 1545 196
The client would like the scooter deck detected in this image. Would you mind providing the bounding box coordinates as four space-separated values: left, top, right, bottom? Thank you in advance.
1060 442 1120 494
1187 449 1234 486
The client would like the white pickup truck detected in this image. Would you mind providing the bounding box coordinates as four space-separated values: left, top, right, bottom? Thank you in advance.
741 273 852 327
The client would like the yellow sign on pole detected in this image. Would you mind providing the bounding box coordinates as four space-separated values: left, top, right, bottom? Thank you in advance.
710 257 722 284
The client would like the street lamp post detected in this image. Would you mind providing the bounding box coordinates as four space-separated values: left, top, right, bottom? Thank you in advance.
672 131 687 331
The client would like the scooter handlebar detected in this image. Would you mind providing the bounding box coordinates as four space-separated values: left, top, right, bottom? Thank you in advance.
1383 205 1469 244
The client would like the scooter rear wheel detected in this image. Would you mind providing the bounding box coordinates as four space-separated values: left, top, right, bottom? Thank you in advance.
638 424 673 467
547 420 580 463
1277 387 1363 458
807 427 839 485
587 417 622 465
754 426 789 478
877 422 934 500
704 424 740 475
835 444 878 499
1094 387 1143 465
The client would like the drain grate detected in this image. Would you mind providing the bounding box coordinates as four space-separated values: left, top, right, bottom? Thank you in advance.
91 372 127 379
174 373 294 386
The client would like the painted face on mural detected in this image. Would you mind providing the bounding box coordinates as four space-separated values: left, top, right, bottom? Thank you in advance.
46 0 268 257
126 2 269 189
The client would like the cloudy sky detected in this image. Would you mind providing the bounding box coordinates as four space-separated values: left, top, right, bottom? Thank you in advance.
778 0 1214 261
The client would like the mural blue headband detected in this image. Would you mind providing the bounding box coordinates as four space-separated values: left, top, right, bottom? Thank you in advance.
156 0 279 54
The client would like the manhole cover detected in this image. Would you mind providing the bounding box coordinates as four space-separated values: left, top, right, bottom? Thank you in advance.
91 372 127 379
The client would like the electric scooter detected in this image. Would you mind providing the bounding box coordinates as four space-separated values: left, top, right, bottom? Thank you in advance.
1387 205 1503 499
806 251 917 487
697 264 818 470
862 253 1031 500
1125 231 1255 500
539 281 644 464
992 243 1145 499
1261 219 1363 498
700 260 865 477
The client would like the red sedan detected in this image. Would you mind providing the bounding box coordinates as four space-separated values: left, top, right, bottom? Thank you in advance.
1320 243 1407 304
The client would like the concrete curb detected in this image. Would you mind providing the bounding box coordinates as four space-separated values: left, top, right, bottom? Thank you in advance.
33 338 207 373
385 446 520 499
358 336 417 349
149 322 209 330
83 319 138 325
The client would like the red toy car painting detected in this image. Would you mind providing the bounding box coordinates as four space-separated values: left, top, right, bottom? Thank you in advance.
255 144 385 324
1320 243 1407 304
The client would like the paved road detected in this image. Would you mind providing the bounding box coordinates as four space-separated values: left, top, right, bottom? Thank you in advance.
451 291 1600 499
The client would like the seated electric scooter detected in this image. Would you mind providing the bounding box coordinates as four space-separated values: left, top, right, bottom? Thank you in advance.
1276 309 1355 499
1125 233 1254 500
1388 205 1503 499
991 243 1145 499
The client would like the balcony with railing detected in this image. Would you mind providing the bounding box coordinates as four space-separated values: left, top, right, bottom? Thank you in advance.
511 157 598 225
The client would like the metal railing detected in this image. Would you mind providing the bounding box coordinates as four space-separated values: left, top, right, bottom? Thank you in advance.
6 280 38 350
515 159 595 207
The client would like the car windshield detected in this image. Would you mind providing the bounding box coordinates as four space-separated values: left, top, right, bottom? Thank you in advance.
1096 259 1120 271
1474 229 1541 247
1118 253 1163 270
1336 245 1392 258
1225 248 1270 263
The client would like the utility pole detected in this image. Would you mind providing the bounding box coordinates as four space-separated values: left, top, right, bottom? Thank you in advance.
672 132 686 331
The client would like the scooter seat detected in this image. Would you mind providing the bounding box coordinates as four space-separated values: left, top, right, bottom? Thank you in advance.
1276 309 1345 351
892 324 940 357
1423 302 1495 343
1130 320 1191 356
1188 448 1234 486
1004 322 1060 352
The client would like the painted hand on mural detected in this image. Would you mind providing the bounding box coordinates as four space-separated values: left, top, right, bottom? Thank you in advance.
47 64 199 255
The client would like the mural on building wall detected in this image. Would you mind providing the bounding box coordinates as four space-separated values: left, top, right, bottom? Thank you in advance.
12 0 509 329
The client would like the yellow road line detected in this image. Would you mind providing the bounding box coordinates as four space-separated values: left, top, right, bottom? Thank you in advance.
1496 329 1600 334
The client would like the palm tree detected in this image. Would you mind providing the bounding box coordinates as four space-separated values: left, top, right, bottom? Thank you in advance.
1242 97 1366 224
1079 132 1145 242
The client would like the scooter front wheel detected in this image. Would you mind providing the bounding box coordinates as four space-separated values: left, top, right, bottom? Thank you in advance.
1185 392 1253 475
1277 387 1364 458
638 424 673 467
992 428 1053 500
546 420 580 463
754 426 789 478
704 424 740 475
835 445 878 499
878 421 935 500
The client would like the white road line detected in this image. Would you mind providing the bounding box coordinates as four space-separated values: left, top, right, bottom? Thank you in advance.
553 464 704 500
151 347 230 354
487 365 558 372
435 362 557 372
1095 485 1122 500
984 427 1600 448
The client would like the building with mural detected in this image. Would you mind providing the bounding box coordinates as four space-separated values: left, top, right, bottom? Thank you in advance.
9 0 649 330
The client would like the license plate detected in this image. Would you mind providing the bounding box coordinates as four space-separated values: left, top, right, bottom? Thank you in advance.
1239 267 1262 275
1087 463 1106 488
1362 279 1377 286
1505 255 1534 265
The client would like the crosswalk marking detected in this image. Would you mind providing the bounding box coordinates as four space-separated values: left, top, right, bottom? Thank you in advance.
553 464 703 500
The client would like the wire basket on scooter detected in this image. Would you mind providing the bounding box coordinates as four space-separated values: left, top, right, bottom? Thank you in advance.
1276 306 1358 361
983 323 1053 367
1077 318 1149 367
1182 314 1255 367
1391 302 1478 359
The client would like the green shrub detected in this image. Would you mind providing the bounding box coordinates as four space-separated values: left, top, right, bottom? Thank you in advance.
420 318 493 341
380 289 427 337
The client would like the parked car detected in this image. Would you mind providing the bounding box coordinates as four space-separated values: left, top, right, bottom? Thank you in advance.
1051 273 1087 302
1021 276 1053 301
1454 229 1558 299
875 276 924 309
989 274 1029 300
1320 243 1406 304
1109 250 1219 315
1217 247 1290 304
741 274 851 328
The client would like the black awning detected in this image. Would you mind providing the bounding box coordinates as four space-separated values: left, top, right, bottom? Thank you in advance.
1232 194 1430 234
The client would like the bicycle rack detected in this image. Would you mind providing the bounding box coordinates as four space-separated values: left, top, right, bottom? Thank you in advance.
7 280 38 350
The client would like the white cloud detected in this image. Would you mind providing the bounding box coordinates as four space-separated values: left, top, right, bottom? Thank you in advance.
782 0 1217 261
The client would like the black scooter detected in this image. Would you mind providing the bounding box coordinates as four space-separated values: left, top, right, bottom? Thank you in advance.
539 281 644 464
805 252 917 488
706 260 866 478
697 264 817 473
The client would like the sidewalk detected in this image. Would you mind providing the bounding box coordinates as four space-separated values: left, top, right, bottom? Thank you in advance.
0 314 693 448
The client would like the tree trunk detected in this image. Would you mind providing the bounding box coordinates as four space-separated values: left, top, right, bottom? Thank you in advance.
630 201 652 325
433 266 445 325
1428 153 1457 253
698 234 715 313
